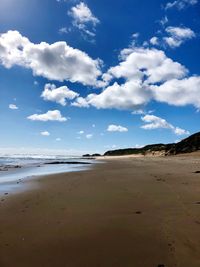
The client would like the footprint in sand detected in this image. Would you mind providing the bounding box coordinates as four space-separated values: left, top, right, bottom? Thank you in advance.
156 178 166 182
135 211 142 214
168 243 175 253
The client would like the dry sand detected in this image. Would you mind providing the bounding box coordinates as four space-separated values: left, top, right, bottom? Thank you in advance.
0 156 200 267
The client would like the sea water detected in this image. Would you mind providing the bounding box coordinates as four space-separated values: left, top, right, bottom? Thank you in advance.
0 155 93 193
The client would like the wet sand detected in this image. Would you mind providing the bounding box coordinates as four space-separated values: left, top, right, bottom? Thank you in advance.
0 156 200 267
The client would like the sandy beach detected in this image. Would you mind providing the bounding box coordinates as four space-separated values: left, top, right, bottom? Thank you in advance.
0 156 200 267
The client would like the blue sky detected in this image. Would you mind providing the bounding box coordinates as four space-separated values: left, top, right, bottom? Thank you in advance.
0 0 199 155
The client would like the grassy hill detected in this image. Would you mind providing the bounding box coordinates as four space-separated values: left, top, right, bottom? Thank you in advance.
104 132 200 156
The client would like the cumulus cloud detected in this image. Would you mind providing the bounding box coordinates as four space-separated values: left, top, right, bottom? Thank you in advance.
105 47 187 84
72 96 90 108
74 80 151 110
107 124 128 132
41 131 50 136
151 76 200 108
2 31 199 114
72 47 189 110
69 2 99 25
27 110 67 122
141 115 189 135
9 104 18 110
0 30 102 86
69 2 99 37
41 83 79 106
165 0 198 10
164 26 195 48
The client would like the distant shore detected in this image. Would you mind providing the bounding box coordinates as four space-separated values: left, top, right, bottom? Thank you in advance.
96 150 200 160
0 155 200 266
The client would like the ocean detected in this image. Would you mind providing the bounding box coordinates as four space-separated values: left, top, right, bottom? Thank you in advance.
0 155 93 193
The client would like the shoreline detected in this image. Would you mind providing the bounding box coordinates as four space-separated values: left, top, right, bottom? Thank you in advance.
1 156 200 266
0 159 94 194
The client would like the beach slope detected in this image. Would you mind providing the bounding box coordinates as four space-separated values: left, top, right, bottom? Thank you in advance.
0 156 200 267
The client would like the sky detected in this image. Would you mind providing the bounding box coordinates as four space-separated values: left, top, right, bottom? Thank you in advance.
0 0 199 156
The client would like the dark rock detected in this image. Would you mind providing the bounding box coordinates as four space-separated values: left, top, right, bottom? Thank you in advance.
45 161 91 165
82 153 101 157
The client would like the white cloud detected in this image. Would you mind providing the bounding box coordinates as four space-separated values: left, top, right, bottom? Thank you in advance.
132 33 140 39
72 47 188 110
0 30 102 86
106 47 187 84
9 104 18 110
163 37 182 48
72 96 90 108
78 81 151 110
166 26 195 39
27 110 67 122
69 2 99 37
56 138 61 141
150 37 159 46
134 144 144 148
41 83 79 106
164 26 195 48
165 0 198 10
69 2 99 25
132 109 146 115
131 33 140 46
2 31 199 114
132 109 154 115
107 124 128 132
78 130 84 134
141 115 189 135
160 16 169 26
41 131 50 136
86 134 93 139
58 27 69 34
174 127 189 135
151 76 200 108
